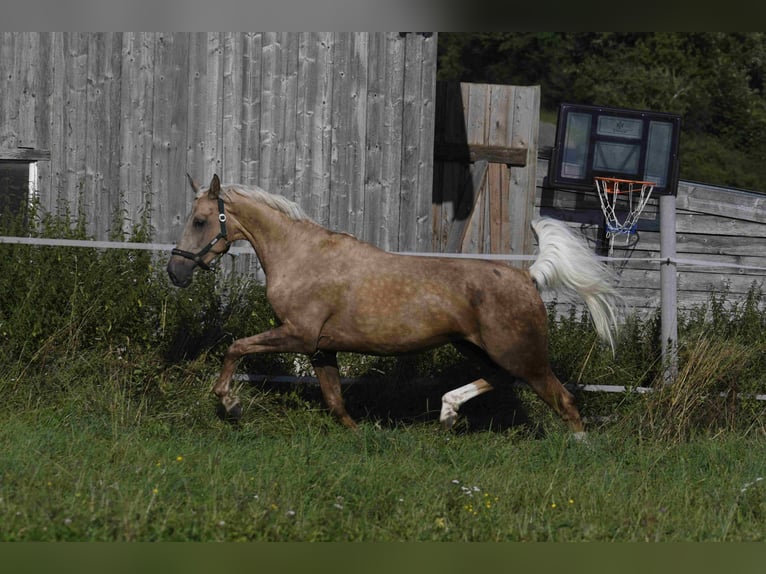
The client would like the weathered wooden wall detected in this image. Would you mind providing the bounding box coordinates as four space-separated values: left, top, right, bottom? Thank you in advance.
0 32 436 249
537 154 766 314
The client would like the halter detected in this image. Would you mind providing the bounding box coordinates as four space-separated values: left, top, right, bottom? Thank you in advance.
171 196 229 271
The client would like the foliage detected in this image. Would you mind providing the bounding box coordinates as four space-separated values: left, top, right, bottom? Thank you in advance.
437 32 766 190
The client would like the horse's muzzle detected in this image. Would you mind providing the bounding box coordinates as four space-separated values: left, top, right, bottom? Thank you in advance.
166 257 195 288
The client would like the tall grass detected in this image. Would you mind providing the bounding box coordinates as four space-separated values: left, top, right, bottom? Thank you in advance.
1 205 766 540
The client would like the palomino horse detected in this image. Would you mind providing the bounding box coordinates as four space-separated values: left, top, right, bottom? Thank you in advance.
167 174 621 436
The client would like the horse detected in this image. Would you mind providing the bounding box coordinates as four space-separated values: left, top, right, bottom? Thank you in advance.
167 174 621 437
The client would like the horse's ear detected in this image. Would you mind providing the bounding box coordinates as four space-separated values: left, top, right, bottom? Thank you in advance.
186 173 200 194
208 174 221 199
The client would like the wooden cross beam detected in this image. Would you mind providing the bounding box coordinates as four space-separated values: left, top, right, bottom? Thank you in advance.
434 143 527 167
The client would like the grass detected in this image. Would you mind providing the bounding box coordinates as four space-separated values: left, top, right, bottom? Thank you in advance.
1 345 766 542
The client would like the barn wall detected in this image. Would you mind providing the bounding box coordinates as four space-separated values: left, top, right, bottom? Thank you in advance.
536 154 766 314
0 32 437 250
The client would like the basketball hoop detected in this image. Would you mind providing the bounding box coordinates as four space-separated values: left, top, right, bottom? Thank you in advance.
595 176 655 256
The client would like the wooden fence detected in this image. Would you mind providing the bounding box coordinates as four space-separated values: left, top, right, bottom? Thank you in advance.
536 154 766 314
0 32 437 249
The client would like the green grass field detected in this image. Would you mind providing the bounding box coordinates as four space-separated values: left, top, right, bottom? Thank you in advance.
1 347 765 542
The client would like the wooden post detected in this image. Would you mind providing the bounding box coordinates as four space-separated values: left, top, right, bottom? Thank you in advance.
659 193 678 384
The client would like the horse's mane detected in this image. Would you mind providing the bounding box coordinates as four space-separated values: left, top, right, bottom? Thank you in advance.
206 183 311 222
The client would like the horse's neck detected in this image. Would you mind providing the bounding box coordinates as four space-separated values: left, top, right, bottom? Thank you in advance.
236 200 314 275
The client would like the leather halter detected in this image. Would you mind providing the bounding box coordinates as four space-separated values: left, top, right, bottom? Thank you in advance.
171 196 229 271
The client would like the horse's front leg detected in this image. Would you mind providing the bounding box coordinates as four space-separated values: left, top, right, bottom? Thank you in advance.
311 350 357 429
213 323 306 420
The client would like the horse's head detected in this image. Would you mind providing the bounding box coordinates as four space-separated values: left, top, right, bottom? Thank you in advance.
167 174 231 288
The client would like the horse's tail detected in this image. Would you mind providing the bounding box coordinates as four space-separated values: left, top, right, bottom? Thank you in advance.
528 217 622 352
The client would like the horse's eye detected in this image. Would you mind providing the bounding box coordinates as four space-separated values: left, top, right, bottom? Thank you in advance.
193 218 206 229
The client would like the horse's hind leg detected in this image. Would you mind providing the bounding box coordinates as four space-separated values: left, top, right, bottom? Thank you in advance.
524 368 585 436
474 298 586 436
440 378 494 429
311 351 357 429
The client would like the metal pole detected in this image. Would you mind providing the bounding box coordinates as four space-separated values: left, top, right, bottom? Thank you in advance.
659 193 678 384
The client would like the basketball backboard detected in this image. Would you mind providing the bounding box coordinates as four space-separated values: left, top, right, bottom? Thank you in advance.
548 103 681 196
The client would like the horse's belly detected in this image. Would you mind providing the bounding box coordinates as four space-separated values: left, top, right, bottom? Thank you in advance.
317 278 475 354
317 320 458 355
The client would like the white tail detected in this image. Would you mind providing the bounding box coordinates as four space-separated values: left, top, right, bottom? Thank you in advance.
528 217 622 352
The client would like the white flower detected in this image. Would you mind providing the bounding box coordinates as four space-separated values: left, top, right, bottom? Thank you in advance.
740 477 764 493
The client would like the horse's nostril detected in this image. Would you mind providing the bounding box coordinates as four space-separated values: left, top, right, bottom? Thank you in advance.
167 265 178 285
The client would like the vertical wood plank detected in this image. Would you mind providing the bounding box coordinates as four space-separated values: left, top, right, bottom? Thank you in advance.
33 33 53 204
85 33 122 238
329 32 350 233
400 33 436 251
62 33 89 215
294 32 314 213
414 32 437 251
295 32 334 223
46 33 65 214
431 81 445 251
207 33 224 179
259 32 280 192
508 85 539 259
240 32 262 186
186 32 206 176
487 84 512 254
276 33 299 201
84 32 105 236
362 31 387 246
119 32 155 236
330 32 368 237
257 32 300 197
0 32 19 149
151 32 189 243
460 82 489 253
187 33 222 180
379 32 405 250
362 32 400 249
222 32 243 185
17 33 40 149
34 33 53 152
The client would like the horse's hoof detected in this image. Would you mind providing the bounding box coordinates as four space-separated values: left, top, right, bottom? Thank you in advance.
227 403 243 421
215 402 242 423
439 405 458 430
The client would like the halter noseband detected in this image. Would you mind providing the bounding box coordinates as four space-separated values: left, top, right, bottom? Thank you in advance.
171 196 229 271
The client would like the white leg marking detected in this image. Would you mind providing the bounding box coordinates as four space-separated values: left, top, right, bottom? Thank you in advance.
222 394 240 412
572 431 588 443
440 379 494 429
